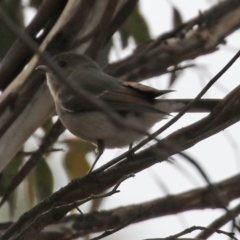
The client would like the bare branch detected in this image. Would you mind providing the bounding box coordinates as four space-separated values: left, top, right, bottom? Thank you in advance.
6 174 134 240
161 226 237 240
197 202 240 239
1 173 240 239
0 0 67 90
105 0 240 82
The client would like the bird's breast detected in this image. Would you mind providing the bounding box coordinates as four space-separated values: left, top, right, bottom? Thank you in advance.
56 108 166 148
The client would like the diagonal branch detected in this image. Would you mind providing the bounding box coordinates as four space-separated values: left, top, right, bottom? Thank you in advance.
0 0 67 90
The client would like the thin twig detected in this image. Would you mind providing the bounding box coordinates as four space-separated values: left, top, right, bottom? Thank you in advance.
162 225 237 240
179 152 237 226
17 148 64 157
11 174 134 240
197 202 240 239
91 206 152 240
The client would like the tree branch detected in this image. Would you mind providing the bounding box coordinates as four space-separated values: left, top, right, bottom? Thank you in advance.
1 173 240 239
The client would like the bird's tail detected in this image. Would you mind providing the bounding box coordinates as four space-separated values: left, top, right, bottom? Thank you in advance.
154 99 220 113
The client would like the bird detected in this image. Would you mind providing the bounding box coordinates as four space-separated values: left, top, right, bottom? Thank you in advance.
36 52 218 172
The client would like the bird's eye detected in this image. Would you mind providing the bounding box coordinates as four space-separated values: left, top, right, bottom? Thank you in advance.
58 61 67 68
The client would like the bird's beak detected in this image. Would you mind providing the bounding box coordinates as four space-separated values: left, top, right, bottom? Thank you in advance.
36 65 48 72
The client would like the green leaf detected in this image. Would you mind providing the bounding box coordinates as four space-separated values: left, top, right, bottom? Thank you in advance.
63 138 95 179
97 39 113 68
172 6 183 28
0 0 24 58
0 156 22 196
0 155 23 217
41 118 54 134
26 169 35 207
28 0 42 9
119 5 151 48
34 158 54 202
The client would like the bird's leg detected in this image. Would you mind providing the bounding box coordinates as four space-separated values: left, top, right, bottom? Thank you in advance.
87 139 105 174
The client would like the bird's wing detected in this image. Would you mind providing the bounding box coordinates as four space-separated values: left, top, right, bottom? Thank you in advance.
100 84 170 114
58 71 171 114
123 82 174 98
56 70 119 112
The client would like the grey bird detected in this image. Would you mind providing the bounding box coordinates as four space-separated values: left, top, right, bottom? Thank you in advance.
36 53 218 172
